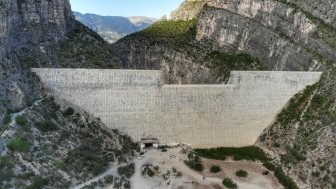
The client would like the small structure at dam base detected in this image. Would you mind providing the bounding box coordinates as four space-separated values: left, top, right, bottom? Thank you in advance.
140 138 159 150
32 69 322 148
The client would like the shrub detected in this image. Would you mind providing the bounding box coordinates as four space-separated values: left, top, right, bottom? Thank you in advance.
2 114 11 125
62 107 74 117
35 120 58 132
15 116 28 126
118 163 135 178
222 178 237 189
210 165 221 173
141 164 155 177
82 181 97 189
184 160 203 172
195 146 269 161
104 175 114 184
53 160 66 171
0 157 14 182
8 136 30 152
263 162 299 189
236 169 248 177
65 141 109 176
25 176 48 189
184 152 203 172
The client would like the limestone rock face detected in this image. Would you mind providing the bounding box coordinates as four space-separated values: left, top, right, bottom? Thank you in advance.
0 0 75 56
170 0 207 20
113 0 336 85
113 37 217 84
196 0 335 71
286 0 336 27
0 0 75 111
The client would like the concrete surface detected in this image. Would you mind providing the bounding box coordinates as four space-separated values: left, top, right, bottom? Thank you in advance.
32 69 322 147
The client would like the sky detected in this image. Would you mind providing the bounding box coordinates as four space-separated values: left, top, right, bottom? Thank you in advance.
69 0 184 19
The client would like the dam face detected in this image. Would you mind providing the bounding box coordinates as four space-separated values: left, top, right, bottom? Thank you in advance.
32 69 322 148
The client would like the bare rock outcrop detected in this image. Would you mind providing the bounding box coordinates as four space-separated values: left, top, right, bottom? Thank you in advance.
0 0 75 55
0 0 75 111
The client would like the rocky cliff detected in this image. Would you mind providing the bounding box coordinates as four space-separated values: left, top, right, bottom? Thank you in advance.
113 0 263 84
170 0 207 20
0 0 116 112
0 0 75 55
197 0 335 71
113 0 335 84
0 0 75 111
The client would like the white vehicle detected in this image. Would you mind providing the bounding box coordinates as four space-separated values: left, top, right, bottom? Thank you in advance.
170 155 176 158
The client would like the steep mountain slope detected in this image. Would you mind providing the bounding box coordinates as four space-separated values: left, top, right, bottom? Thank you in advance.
74 12 156 43
257 67 336 188
0 0 136 188
112 0 336 188
0 0 117 113
113 0 334 84
112 0 264 84
0 0 75 111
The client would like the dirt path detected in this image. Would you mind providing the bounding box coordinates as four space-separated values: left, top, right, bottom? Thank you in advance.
72 163 123 189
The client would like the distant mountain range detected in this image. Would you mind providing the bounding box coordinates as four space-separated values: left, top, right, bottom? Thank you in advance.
74 12 157 43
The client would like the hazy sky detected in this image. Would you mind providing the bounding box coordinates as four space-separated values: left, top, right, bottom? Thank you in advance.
70 0 184 18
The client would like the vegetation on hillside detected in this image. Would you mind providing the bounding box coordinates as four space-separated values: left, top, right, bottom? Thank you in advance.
8 136 30 152
140 19 198 39
259 67 336 188
276 0 336 48
56 22 117 68
120 16 265 83
1 97 137 188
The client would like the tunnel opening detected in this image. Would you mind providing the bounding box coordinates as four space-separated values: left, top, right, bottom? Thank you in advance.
140 138 159 150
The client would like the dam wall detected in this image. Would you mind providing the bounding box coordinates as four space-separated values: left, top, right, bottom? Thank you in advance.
32 69 322 148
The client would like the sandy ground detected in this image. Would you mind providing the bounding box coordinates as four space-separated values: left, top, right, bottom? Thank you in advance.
130 148 283 189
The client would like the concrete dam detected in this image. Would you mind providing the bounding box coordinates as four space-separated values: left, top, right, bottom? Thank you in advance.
32 69 322 148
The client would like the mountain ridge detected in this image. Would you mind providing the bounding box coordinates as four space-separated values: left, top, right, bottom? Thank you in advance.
73 11 156 43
